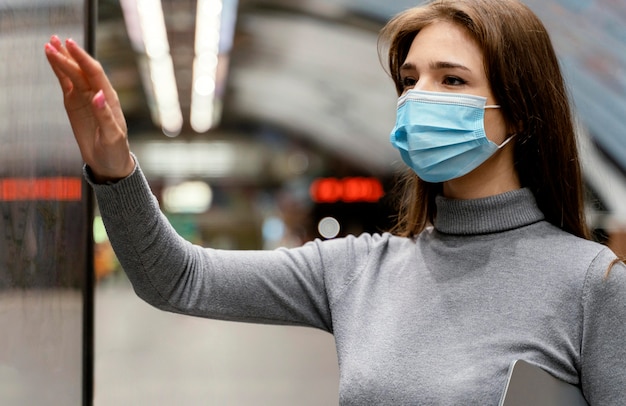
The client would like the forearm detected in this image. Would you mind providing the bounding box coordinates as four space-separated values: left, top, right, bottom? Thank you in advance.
87 162 193 311
87 163 333 329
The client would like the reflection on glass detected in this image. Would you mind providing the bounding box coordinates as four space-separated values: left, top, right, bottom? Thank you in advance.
0 1 89 404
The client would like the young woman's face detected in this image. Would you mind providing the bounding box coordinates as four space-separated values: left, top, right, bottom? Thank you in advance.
399 20 508 145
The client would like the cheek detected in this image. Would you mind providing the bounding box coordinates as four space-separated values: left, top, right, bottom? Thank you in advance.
484 110 508 144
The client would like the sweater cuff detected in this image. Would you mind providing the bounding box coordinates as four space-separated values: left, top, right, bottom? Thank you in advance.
83 154 157 215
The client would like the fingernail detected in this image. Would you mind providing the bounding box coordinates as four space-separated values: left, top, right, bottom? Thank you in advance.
45 43 58 53
94 90 106 109
66 38 77 47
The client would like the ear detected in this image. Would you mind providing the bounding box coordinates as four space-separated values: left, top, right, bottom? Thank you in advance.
507 120 524 137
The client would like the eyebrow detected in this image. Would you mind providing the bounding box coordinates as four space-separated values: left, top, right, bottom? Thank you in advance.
400 61 472 72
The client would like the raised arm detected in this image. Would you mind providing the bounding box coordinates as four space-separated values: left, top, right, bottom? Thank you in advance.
44 36 134 183
44 35 340 331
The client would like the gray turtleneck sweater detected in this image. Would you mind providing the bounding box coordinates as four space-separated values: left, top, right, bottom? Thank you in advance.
90 163 626 405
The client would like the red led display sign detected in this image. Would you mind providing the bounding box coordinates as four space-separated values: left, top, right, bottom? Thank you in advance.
309 177 384 203
0 177 82 201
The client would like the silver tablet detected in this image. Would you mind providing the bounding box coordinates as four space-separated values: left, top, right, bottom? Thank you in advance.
499 360 588 406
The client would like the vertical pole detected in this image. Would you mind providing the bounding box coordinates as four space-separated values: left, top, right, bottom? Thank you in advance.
83 1 97 405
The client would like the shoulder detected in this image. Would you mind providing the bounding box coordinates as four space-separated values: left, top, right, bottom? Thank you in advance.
536 224 626 305
526 221 610 269
303 233 415 301
582 248 626 299
308 232 415 259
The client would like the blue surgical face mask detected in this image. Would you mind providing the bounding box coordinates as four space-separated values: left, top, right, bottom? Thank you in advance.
389 89 514 183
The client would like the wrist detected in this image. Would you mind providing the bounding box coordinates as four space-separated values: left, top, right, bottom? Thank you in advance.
89 154 136 184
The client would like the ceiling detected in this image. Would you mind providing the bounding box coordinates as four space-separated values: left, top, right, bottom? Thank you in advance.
96 0 409 177
95 0 626 216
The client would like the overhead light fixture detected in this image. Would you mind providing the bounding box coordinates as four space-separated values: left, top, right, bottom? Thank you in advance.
163 181 213 213
190 0 238 133
138 141 238 177
120 0 183 137
190 0 222 133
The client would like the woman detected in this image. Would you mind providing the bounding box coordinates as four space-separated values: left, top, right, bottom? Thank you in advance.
45 0 625 404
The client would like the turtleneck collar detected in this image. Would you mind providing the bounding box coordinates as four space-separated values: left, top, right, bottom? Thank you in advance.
433 188 545 235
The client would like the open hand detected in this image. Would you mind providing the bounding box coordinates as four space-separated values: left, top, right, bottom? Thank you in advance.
44 35 135 183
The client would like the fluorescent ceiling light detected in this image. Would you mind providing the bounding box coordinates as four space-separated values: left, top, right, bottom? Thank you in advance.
190 0 223 133
120 0 182 136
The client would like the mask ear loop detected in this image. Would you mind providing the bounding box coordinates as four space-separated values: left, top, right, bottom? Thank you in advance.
482 104 513 148
496 133 516 149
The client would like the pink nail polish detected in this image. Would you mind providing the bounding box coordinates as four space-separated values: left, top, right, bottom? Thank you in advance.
94 90 106 109
45 43 58 53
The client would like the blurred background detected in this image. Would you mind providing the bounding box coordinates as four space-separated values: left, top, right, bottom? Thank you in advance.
1 0 625 404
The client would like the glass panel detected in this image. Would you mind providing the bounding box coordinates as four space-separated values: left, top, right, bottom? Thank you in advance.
0 1 91 404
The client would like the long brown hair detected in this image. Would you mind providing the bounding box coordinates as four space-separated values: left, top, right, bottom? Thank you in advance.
378 0 590 240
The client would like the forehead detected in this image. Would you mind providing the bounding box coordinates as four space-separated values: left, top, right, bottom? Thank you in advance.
403 20 484 70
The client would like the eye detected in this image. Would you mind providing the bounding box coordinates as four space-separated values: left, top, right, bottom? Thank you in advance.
443 76 467 86
401 76 417 90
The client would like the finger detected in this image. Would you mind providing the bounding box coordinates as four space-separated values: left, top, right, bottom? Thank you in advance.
47 35 74 79
92 90 127 141
50 35 72 59
45 41 93 95
44 43 74 94
64 38 126 125
65 39 116 99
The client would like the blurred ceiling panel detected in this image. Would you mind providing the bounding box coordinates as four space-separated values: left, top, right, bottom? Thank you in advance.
225 9 399 174
96 0 626 179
